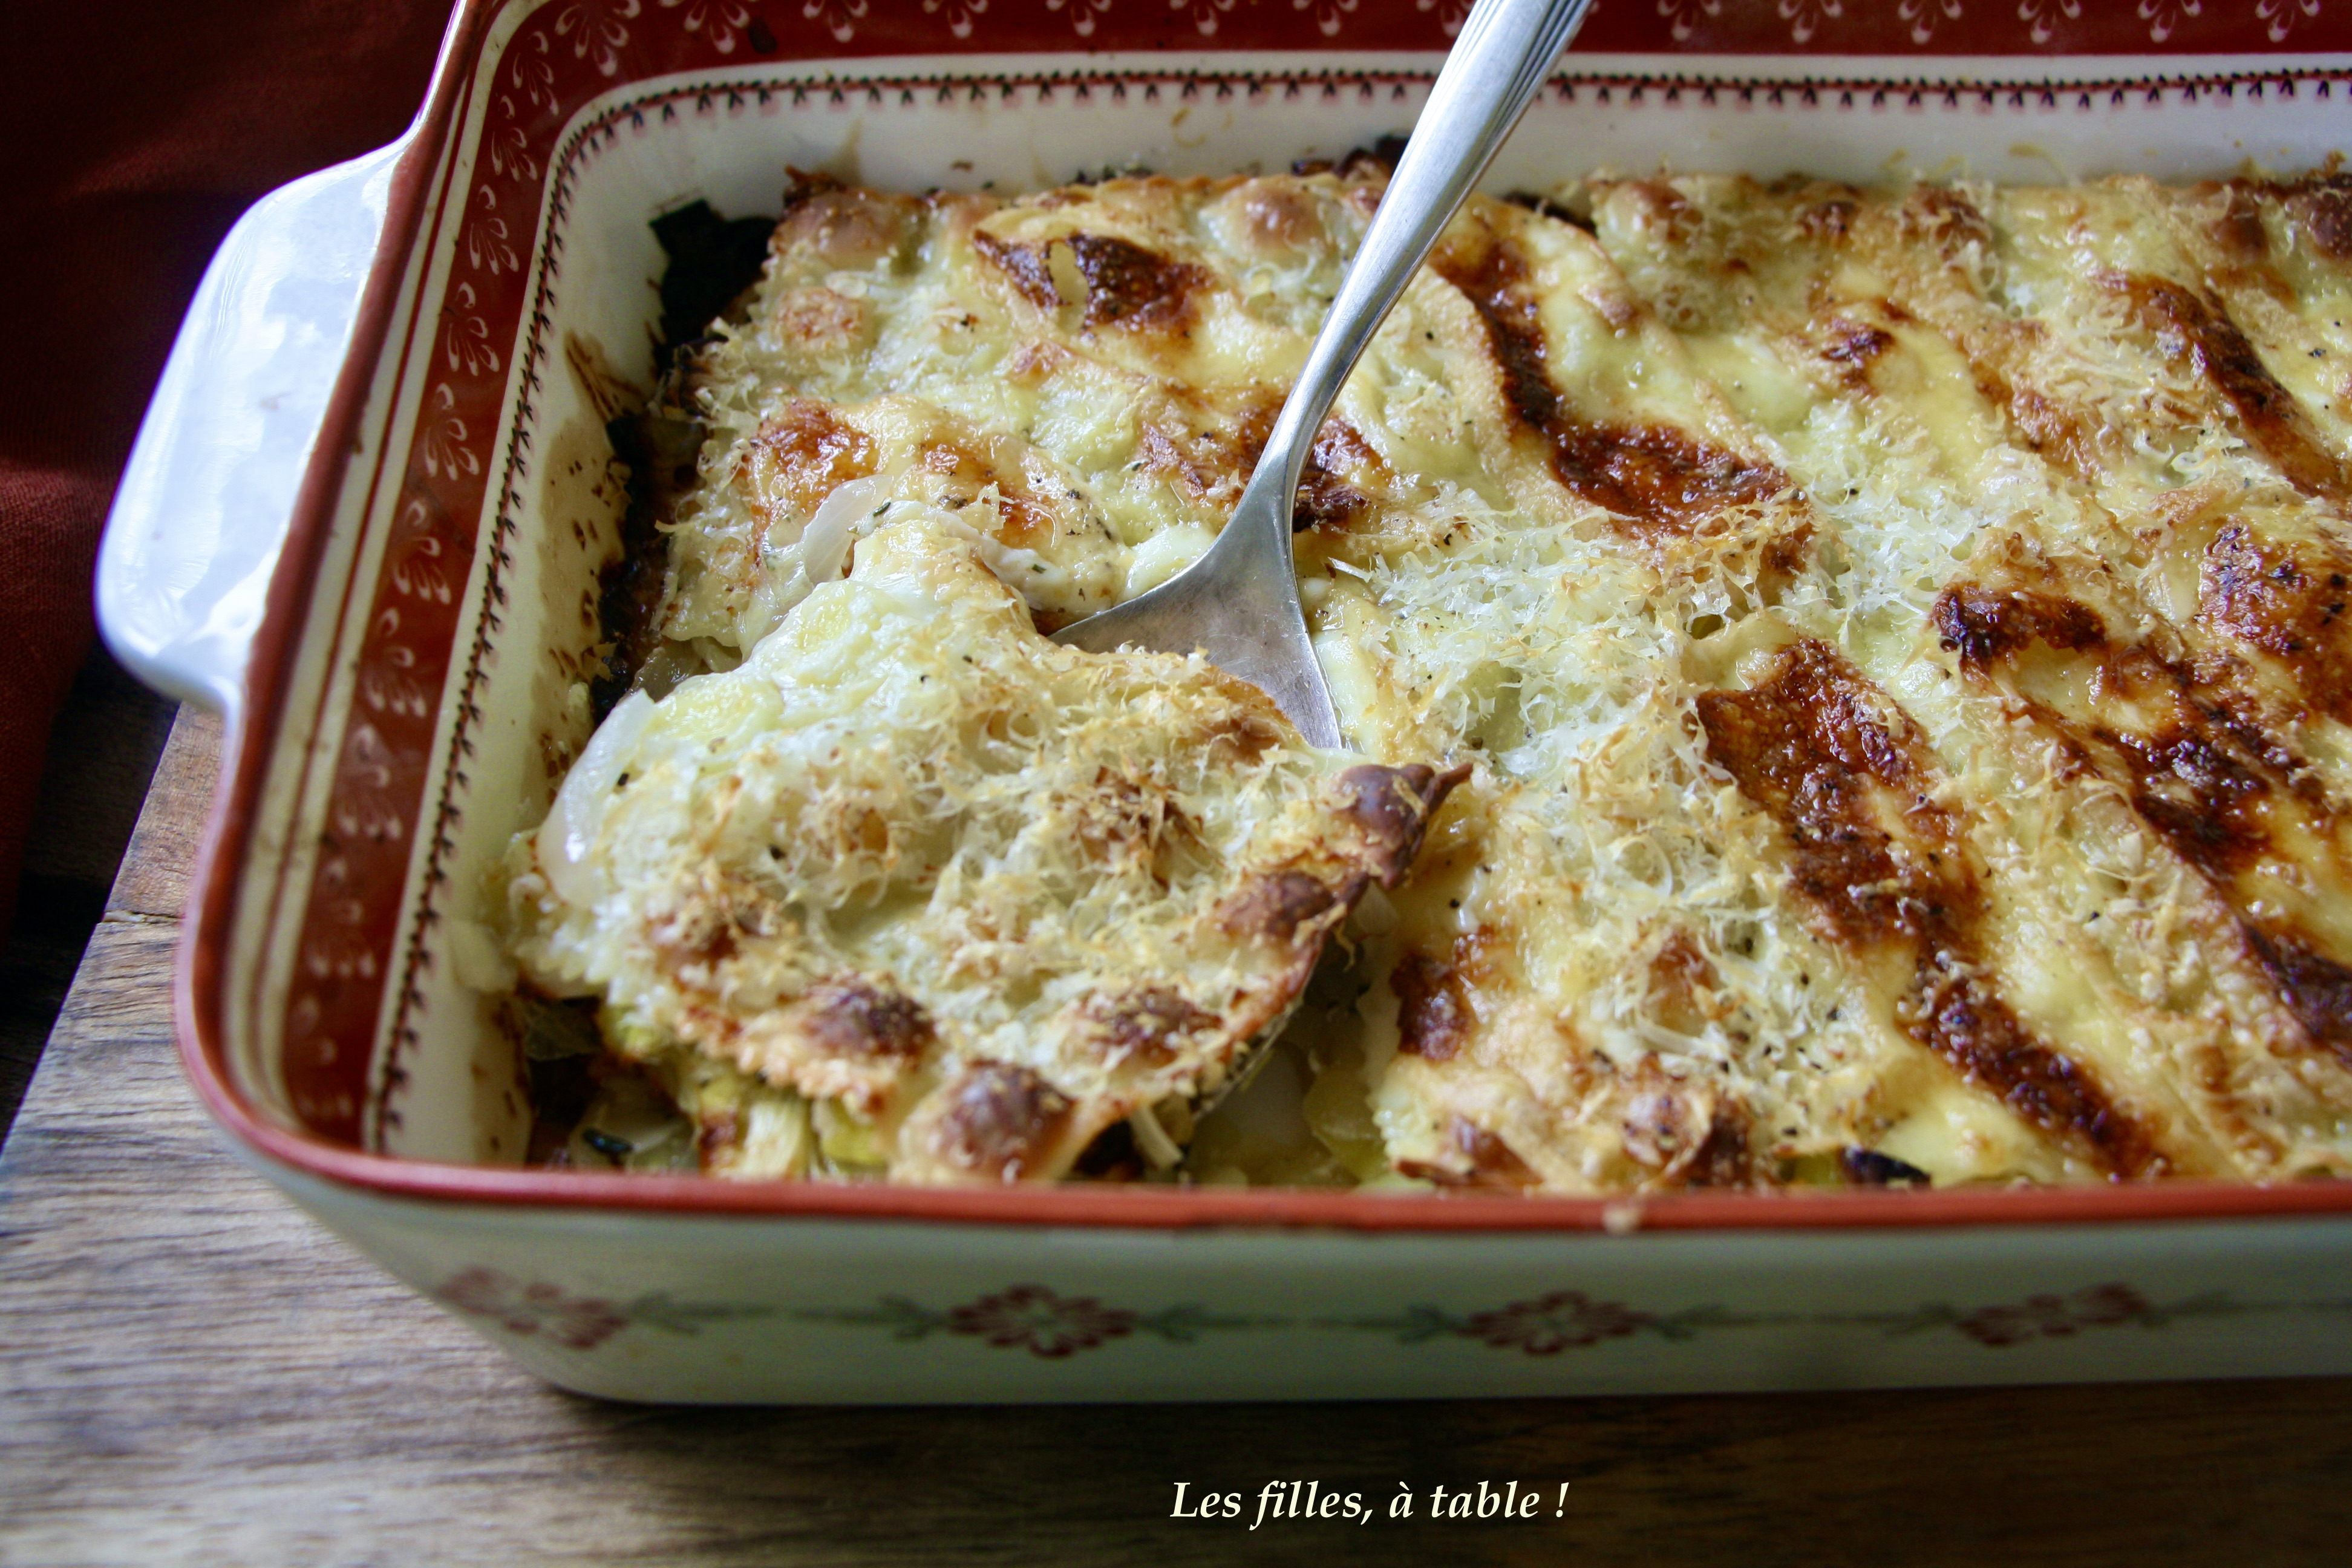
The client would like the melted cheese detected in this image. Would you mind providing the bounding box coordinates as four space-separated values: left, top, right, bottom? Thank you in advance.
506 520 1459 1183
512 167 2352 1191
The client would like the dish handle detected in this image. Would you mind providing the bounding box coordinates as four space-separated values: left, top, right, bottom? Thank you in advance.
96 138 407 716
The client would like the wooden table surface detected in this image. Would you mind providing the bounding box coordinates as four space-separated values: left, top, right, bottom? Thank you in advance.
4 712 2351 1567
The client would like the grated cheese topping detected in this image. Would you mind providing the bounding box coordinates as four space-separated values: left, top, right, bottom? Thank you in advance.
507 166 2352 1191
505 518 1459 1183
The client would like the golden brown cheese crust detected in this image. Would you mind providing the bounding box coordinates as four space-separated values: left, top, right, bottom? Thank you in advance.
507 524 1465 1186
554 163 2352 1192
1578 170 2352 1186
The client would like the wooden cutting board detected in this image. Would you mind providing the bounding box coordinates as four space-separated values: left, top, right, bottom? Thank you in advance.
2 710 2348 1566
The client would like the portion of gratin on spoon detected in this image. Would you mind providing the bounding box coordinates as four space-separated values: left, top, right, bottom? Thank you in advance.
505 518 1462 1183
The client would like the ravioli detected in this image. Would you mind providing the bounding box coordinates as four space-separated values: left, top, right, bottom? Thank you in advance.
515 162 2352 1192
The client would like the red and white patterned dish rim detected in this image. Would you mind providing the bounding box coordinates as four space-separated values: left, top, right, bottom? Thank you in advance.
182 0 2352 1232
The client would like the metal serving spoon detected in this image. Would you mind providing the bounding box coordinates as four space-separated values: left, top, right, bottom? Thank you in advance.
1052 0 1595 747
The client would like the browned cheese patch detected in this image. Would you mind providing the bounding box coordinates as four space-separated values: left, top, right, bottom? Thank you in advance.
920 1062 1076 1183
798 978 937 1063
1697 639 2166 1176
1697 641 1949 947
1546 424 1788 533
644 863 771 974
1330 763 1472 886
1215 869 1351 948
1292 419 1381 533
1984 358 2105 475
973 229 1209 336
2101 697 2352 1062
2244 926 2352 1057
1066 767 1197 883
2196 521 2352 725
913 437 1058 550
2105 693 2277 881
1392 949 1474 1063
1899 186 1996 262
1935 577 2277 884
1433 228 1795 552
2304 178 2352 259
2111 273 2351 503
1936 573 2352 1070
1134 417 1235 504
1931 581 2111 670
970 230 1062 310
737 398 880 533
1148 394 1385 534
1831 192 2112 475
1001 337 1074 388
1131 388 1284 512
1068 233 1208 333
1079 987 1220 1070
1612 180 1704 249
1817 317 1897 381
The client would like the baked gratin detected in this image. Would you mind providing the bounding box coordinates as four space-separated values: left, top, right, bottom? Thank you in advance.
503 162 2352 1192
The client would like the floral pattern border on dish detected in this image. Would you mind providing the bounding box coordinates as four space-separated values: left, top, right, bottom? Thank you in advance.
425 0 2352 57
264 0 2352 1148
436 1270 2352 1359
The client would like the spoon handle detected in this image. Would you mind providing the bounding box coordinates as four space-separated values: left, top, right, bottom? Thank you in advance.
1250 0 1596 501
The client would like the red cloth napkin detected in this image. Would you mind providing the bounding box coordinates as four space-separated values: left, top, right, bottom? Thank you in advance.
0 2 449 936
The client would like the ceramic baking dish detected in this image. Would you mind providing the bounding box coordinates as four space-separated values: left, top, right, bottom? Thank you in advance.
97 0 2352 1401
